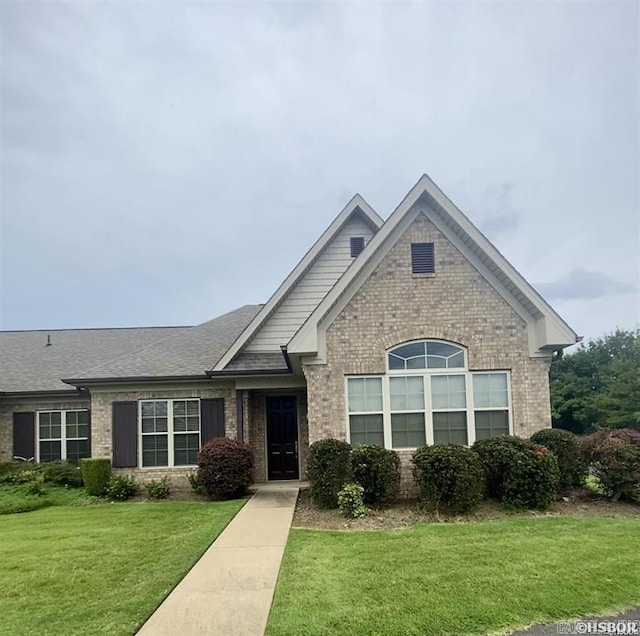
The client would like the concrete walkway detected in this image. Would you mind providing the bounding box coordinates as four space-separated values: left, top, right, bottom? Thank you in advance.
137 484 300 636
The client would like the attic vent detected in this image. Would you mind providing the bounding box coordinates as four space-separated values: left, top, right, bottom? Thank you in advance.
350 236 365 258
411 242 435 274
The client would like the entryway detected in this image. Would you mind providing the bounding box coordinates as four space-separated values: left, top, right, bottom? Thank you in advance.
266 396 299 480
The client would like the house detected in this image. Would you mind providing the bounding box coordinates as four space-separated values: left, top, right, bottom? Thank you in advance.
0 175 578 492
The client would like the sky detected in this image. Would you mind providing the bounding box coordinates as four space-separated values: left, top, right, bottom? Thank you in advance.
1 1 638 344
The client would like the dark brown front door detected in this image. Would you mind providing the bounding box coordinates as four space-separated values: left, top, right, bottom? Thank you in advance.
266 396 299 480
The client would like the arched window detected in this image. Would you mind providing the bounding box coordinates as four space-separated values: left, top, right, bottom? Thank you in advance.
346 340 511 450
388 340 465 370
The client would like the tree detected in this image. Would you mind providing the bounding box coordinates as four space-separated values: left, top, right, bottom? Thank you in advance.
550 328 640 434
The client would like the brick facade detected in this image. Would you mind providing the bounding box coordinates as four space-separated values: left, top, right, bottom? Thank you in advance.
0 397 90 462
304 214 552 496
90 383 236 482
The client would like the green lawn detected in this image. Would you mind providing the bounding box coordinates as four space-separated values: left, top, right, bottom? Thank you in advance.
267 516 640 636
1 500 244 636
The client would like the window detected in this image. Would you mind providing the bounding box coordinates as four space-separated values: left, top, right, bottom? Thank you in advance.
37 410 90 463
473 373 510 440
346 340 512 449
346 377 384 447
411 242 435 274
350 236 365 257
140 399 200 467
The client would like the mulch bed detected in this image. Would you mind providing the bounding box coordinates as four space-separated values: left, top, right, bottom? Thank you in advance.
292 487 640 531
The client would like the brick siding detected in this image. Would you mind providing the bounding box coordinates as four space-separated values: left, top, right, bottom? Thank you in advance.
304 213 552 497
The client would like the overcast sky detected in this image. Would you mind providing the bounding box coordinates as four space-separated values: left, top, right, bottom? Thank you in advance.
1 1 638 343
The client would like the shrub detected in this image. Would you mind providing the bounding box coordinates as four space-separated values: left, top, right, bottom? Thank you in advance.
8 469 46 495
306 438 352 509
145 477 170 500
197 438 254 499
79 459 112 496
351 445 400 507
0 461 34 481
472 436 560 510
106 474 137 501
581 429 640 502
337 483 368 519
472 436 533 499
187 471 205 495
530 429 587 491
412 444 484 514
39 461 84 488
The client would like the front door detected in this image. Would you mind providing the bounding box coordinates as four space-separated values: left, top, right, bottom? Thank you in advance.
266 396 299 480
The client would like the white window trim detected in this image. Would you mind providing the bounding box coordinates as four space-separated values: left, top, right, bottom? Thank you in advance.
36 409 90 462
138 399 201 469
345 369 513 450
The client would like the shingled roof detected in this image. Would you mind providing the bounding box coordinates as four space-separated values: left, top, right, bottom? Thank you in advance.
0 326 188 393
62 305 263 385
1 305 264 393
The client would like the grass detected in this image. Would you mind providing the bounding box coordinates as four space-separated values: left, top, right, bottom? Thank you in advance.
1 499 244 635
267 516 640 636
0 483 95 514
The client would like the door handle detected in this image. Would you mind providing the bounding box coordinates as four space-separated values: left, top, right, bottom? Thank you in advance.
294 441 298 457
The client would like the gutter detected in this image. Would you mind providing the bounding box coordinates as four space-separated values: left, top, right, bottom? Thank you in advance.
0 388 89 400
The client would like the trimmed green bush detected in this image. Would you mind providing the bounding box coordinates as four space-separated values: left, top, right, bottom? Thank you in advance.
306 438 352 509
412 444 484 514
351 445 400 507
472 436 532 499
39 461 84 488
337 483 368 519
197 438 254 499
581 428 640 502
472 436 560 510
145 477 170 500
530 429 587 491
106 475 137 501
187 471 205 495
79 459 111 496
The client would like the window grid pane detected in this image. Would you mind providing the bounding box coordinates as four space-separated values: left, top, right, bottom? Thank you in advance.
391 413 426 448
433 412 468 445
349 414 384 447
473 373 508 408
347 378 383 412
39 440 62 462
474 410 509 440
390 376 425 411
431 375 466 410
142 435 169 467
174 433 200 466
66 439 90 464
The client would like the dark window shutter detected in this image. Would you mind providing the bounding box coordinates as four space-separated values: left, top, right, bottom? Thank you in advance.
411 242 435 273
13 412 35 460
86 410 92 458
201 398 225 444
112 402 137 468
350 236 365 258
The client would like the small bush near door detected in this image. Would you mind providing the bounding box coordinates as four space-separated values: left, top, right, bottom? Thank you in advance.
351 445 400 507
79 459 112 496
412 444 484 514
197 438 254 499
306 439 352 508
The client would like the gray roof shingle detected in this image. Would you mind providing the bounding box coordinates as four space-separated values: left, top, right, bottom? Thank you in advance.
64 305 263 382
0 326 188 392
0 304 264 392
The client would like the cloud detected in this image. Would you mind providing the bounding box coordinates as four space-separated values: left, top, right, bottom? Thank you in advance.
535 269 638 301
478 182 520 237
